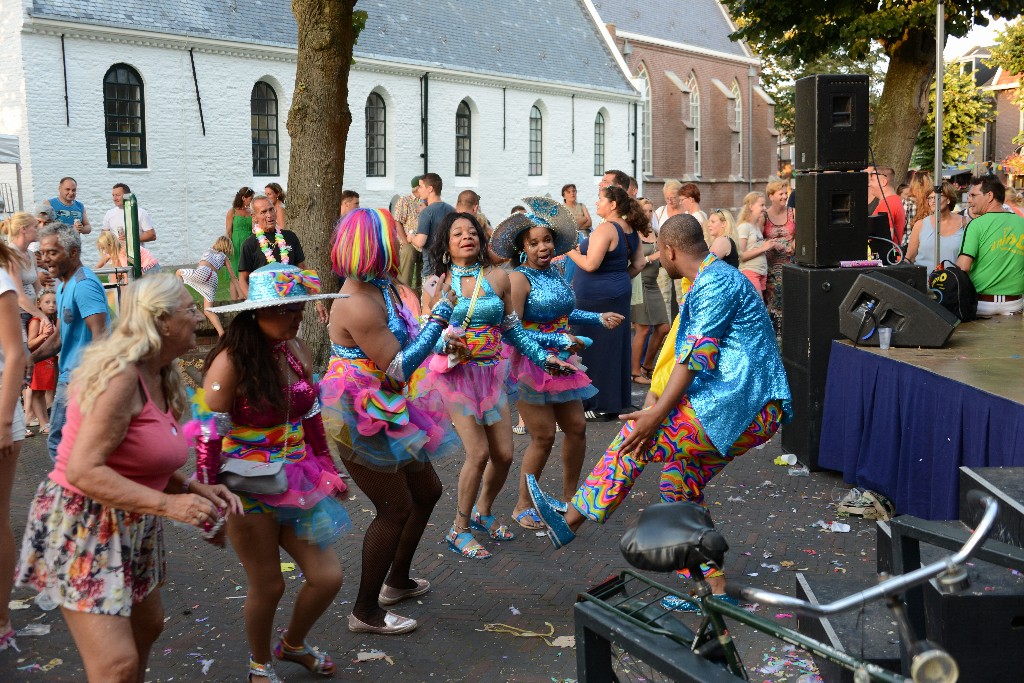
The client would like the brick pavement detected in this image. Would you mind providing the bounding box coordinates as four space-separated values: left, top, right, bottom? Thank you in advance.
2 392 879 682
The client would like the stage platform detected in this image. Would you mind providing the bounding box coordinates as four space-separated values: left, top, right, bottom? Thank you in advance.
817 315 1024 520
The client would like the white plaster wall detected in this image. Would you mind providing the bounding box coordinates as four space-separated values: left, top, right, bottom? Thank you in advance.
19 32 294 265
0 2 30 210
17 30 635 267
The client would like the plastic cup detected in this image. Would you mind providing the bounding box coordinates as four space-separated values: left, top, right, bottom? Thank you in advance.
878 327 893 350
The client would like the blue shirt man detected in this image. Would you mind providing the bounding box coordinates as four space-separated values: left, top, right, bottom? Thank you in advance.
48 177 93 234
35 225 108 459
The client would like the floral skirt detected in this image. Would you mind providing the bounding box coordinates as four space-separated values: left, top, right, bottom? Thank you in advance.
16 478 165 616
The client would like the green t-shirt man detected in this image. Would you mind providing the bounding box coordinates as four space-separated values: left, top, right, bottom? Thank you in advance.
959 211 1024 295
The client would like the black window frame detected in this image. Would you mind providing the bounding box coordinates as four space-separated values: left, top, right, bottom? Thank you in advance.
529 105 543 176
103 64 147 169
455 100 471 177
251 81 280 177
593 112 605 177
365 92 387 178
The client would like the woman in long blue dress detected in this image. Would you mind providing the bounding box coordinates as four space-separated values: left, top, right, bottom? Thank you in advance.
566 185 645 419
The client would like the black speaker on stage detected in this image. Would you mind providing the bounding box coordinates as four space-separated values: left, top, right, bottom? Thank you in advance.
781 264 927 468
838 272 959 348
795 74 870 171
794 172 869 267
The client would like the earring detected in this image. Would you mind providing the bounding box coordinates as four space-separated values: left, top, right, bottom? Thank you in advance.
519 252 527 265
442 252 450 265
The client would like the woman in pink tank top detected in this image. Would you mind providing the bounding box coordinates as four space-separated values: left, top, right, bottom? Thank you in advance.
15 274 242 681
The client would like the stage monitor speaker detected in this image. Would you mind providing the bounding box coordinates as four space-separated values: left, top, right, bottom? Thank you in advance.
794 172 869 267
795 74 870 171
838 272 959 348
781 264 927 469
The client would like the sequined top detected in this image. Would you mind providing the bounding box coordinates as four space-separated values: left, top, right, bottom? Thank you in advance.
331 281 410 360
232 344 316 427
518 266 575 323
451 268 505 327
674 255 792 452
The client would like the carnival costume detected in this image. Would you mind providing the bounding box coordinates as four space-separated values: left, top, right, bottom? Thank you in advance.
529 255 793 547
320 279 461 471
190 264 351 547
419 263 558 425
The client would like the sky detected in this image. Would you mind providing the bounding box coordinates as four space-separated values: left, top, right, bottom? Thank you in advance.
944 15 1010 59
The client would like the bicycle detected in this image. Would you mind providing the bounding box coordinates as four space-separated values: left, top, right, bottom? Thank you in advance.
574 492 999 683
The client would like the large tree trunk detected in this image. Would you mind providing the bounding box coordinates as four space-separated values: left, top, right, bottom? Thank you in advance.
287 0 356 369
872 27 936 186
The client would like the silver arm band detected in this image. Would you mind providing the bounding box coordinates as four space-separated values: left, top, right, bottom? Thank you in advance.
302 398 322 420
211 411 232 437
501 312 522 331
386 351 407 383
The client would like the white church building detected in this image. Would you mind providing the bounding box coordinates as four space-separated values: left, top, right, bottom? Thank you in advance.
0 0 640 265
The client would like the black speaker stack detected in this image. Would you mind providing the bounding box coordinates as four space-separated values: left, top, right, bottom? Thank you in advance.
781 74 956 469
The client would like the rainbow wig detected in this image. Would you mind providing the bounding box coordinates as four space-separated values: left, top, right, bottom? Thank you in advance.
330 207 400 281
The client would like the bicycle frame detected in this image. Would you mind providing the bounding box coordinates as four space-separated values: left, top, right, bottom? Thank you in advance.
577 570 907 682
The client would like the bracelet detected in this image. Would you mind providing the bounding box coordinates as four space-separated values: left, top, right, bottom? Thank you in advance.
428 314 449 328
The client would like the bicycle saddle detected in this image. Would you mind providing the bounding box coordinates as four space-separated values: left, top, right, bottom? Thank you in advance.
619 502 728 574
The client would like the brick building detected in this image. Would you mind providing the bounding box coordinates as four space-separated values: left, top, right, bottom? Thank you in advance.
595 0 777 210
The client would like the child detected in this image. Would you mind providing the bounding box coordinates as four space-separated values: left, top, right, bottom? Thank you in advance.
27 289 57 434
176 236 237 336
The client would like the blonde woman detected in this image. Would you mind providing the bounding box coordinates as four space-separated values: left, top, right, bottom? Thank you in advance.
764 181 795 333
736 191 783 297
176 236 238 336
16 274 241 680
0 212 51 338
906 181 966 274
707 209 740 267
0 229 27 653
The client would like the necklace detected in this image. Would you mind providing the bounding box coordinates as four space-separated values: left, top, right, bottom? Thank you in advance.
252 224 291 264
450 263 482 278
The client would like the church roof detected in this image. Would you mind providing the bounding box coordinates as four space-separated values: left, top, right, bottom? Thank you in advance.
29 0 637 96
595 0 750 59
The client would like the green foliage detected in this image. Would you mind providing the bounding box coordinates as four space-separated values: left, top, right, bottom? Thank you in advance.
723 1 1018 65
911 63 995 168
760 47 887 140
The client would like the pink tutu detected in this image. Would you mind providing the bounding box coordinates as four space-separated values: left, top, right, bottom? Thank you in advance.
320 356 460 472
420 355 512 425
509 349 597 405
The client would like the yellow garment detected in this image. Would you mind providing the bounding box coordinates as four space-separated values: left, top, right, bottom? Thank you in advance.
650 277 692 395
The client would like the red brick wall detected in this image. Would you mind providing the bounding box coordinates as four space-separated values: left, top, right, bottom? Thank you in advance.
616 38 779 212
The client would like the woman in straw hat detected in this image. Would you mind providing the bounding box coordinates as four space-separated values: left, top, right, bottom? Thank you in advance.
420 212 574 560
492 198 624 530
320 208 461 634
194 262 349 682
16 274 242 680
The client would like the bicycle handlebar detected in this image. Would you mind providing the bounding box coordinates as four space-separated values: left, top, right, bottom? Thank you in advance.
725 492 999 617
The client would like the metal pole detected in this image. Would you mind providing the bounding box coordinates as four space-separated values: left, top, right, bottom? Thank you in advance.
124 194 142 280
933 0 944 269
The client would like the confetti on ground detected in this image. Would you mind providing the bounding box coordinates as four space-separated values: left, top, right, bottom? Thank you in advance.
280 562 296 572
812 520 851 533
510 605 521 615
17 658 63 672
775 613 793 619
16 624 50 636
7 598 32 610
355 650 394 665
756 645 821 681
200 659 214 674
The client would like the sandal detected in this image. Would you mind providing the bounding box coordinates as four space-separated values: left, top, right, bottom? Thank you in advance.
513 507 546 530
445 526 491 559
470 507 514 540
641 365 654 379
247 657 282 682
632 373 651 385
273 636 335 676
24 429 34 438
512 424 527 435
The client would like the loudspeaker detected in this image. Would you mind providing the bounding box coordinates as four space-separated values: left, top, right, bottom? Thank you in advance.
795 74 870 171
839 273 959 348
781 264 927 468
794 172 869 267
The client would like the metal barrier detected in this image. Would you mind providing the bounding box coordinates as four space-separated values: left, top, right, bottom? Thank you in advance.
93 266 133 312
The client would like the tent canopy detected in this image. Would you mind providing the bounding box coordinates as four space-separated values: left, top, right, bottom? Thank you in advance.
0 135 20 165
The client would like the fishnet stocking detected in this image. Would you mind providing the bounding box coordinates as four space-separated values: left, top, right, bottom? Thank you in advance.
343 459 442 626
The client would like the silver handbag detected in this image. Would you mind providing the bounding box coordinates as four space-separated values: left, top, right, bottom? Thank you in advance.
219 459 288 495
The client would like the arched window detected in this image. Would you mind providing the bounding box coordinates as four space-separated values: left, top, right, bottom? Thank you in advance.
103 64 146 168
731 80 743 176
455 100 471 177
529 105 543 176
593 112 606 177
638 65 652 176
365 92 386 178
689 73 701 177
251 81 279 176
732 81 743 131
